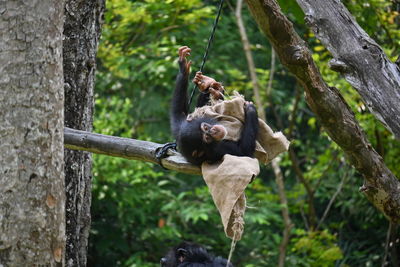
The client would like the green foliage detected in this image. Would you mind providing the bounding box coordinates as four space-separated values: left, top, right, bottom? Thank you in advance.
90 0 400 266
291 229 343 266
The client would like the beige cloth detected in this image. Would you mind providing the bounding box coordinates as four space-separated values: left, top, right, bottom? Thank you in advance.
189 93 290 240
202 155 259 240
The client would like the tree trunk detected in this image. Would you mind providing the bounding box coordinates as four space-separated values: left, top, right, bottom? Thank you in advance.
63 0 105 266
295 0 400 140
245 0 400 222
0 0 65 265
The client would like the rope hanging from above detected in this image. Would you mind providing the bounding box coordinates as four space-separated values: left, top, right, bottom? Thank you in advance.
187 0 225 108
156 0 225 163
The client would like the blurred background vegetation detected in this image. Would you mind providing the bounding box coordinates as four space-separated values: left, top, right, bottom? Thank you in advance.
87 0 400 266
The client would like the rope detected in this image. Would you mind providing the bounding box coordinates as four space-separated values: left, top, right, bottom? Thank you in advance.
226 231 238 267
187 0 225 108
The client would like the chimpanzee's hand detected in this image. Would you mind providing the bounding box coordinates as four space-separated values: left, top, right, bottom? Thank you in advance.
178 46 191 75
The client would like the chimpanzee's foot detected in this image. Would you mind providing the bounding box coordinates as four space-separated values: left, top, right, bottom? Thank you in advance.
193 71 215 91
193 71 224 100
209 88 224 101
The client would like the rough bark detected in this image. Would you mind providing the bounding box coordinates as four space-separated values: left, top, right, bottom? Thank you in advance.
245 0 400 222
296 0 400 139
0 0 65 265
63 0 104 266
64 127 201 175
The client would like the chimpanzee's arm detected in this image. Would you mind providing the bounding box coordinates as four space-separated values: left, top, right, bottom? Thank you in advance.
238 103 259 155
171 47 191 137
171 59 189 117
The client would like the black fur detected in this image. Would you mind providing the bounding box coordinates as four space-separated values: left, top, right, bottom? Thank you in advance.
160 241 233 267
170 56 259 165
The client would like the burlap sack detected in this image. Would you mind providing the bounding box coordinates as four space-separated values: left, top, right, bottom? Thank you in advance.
188 93 289 165
202 155 259 240
188 93 290 240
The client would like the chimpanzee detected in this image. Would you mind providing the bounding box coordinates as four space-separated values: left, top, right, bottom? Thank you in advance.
170 46 259 165
160 241 233 267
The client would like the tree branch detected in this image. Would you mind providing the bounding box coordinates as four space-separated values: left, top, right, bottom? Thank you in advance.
382 221 392 267
316 167 349 230
295 0 400 139
235 0 266 120
266 48 275 98
245 0 400 222
288 148 318 227
64 127 201 175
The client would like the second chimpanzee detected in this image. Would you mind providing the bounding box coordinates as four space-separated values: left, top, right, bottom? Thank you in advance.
170 46 259 165
160 241 233 267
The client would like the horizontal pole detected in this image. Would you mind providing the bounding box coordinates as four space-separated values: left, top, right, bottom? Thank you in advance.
64 127 201 175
